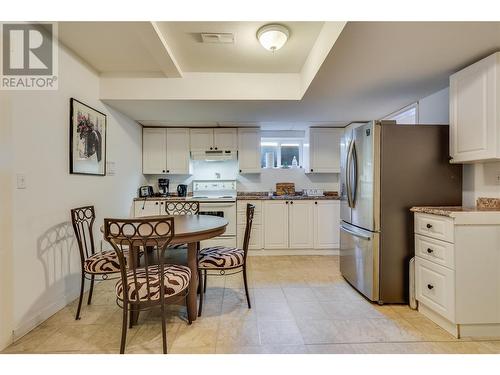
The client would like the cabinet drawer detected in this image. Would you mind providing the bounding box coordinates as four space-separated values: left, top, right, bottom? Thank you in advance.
415 234 455 269
415 213 454 243
201 236 236 249
237 224 263 250
415 257 455 322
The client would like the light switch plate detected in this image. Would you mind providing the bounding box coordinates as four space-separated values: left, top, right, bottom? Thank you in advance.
16 173 26 189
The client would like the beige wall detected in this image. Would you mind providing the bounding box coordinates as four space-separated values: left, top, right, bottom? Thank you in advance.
0 92 14 350
0 45 144 349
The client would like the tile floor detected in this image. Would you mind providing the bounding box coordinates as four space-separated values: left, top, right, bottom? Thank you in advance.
3 255 500 354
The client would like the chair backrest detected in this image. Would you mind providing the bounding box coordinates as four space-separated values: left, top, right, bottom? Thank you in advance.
165 200 200 216
103 217 176 304
242 203 255 258
70 206 97 264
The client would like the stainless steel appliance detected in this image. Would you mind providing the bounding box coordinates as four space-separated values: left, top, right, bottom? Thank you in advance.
340 121 462 304
138 185 154 198
158 178 169 196
189 180 237 247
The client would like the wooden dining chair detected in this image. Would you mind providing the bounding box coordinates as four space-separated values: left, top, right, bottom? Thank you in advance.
70 206 124 320
197 203 255 317
104 216 192 354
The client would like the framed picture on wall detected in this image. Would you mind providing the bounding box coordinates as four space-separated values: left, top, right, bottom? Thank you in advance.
69 98 106 176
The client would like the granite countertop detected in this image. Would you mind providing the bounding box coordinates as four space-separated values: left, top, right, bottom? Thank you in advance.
237 192 340 200
411 197 500 218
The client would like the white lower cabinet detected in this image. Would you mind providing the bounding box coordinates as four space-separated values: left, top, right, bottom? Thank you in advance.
414 212 500 338
263 201 289 249
247 199 340 250
313 201 340 248
134 200 165 217
289 201 314 248
237 200 263 250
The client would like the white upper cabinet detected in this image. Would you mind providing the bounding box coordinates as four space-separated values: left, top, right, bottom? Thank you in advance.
190 128 238 151
166 128 190 174
143 128 190 175
238 128 261 173
308 128 342 173
450 52 500 163
214 128 238 150
143 128 167 174
190 129 214 151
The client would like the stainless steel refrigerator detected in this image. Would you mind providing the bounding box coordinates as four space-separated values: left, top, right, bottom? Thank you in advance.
339 121 462 304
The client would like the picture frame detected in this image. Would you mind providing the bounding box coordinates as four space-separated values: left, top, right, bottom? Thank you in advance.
69 98 107 176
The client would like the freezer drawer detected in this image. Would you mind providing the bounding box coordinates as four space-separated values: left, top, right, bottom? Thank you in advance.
339 222 380 301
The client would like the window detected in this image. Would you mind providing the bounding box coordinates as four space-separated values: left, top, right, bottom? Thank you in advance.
383 103 418 124
261 138 303 168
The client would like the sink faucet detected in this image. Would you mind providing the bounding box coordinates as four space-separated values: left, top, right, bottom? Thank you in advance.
215 172 221 179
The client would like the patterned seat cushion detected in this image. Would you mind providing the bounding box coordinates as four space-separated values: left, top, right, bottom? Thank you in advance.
167 243 188 250
115 264 191 302
198 246 245 269
84 250 125 274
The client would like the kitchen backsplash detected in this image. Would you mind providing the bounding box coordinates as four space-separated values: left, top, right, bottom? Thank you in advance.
144 160 339 194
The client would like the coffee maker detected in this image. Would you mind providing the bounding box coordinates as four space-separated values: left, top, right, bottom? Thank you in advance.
158 178 169 196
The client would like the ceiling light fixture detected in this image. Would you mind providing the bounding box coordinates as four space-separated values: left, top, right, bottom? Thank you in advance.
257 24 289 52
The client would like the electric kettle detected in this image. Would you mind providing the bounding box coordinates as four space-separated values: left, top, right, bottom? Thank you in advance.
177 184 188 197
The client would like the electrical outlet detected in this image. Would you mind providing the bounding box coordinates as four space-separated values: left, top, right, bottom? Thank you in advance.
16 173 26 189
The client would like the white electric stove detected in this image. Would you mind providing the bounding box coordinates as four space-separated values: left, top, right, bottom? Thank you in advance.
189 180 237 247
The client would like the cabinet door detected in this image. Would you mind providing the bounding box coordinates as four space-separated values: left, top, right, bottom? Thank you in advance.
309 128 342 173
289 201 314 249
450 53 499 163
166 128 190 174
263 201 288 249
237 224 263 250
314 201 340 249
134 200 162 217
190 129 214 151
238 128 261 173
214 128 238 151
143 128 167 174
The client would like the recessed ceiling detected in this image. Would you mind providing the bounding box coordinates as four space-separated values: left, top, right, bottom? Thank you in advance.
156 21 324 73
103 22 500 125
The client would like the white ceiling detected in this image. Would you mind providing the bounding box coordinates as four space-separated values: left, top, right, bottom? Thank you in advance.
58 22 181 77
103 22 500 125
156 21 324 73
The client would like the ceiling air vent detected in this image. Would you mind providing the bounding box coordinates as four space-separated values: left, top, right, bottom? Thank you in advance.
201 33 235 44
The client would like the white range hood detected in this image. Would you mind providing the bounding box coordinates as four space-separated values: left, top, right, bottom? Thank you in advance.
191 150 237 161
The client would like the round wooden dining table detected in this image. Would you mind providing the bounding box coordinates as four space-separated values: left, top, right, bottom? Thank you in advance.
101 214 228 322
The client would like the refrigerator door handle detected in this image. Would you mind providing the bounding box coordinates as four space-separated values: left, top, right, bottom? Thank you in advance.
340 224 371 241
351 140 358 206
346 140 354 208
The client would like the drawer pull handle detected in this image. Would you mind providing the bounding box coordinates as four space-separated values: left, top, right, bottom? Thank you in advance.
426 223 433 229
426 248 434 254
427 284 434 290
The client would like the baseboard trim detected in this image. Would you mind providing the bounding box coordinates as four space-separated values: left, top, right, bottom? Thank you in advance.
418 303 459 338
248 249 339 256
12 283 93 342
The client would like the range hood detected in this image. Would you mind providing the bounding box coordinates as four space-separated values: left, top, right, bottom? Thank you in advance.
191 150 237 161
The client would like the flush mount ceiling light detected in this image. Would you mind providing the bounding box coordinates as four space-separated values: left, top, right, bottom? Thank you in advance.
257 24 289 52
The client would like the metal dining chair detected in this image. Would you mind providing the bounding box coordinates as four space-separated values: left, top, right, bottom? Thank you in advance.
70 206 124 320
197 203 255 316
165 200 200 250
104 216 192 354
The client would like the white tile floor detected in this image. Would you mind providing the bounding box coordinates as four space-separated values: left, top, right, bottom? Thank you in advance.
3 255 500 354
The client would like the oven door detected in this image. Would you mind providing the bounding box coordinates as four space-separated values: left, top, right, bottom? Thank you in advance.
198 202 236 236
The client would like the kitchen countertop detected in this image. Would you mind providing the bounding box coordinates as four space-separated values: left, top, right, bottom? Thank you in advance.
133 196 191 201
410 205 500 225
236 192 340 200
